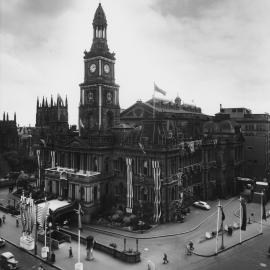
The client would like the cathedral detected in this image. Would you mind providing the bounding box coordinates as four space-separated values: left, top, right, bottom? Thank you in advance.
38 4 245 223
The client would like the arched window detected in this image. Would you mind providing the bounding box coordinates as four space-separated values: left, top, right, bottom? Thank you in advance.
143 160 148 175
93 157 98 171
104 157 110 173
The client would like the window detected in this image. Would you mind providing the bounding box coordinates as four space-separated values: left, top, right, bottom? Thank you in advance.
232 109 236 112
143 160 148 175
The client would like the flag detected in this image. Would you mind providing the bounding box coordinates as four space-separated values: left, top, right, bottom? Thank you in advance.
79 119 84 128
154 82 166 96
241 198 247 231
138 142 146 155
40 139 46 147
262 192 267 220
221 207 225 221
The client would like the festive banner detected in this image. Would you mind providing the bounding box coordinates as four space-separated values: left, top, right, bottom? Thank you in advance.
152 160 161 223
50 151 55 168
126 158 133 213
240 198 247 231
262 192 267 220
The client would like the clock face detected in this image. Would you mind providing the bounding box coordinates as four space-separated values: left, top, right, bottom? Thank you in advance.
104 64 110 73
89 64 96 73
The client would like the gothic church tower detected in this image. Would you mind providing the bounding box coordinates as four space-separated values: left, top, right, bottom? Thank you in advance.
79 3 120 137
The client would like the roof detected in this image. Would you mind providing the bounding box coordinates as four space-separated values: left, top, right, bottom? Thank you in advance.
93 3 107 27
39 199 70 212
1 252 14 258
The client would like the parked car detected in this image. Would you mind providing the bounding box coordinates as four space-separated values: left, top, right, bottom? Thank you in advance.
193 201 211 210
0 252 18 269
0 237 6 247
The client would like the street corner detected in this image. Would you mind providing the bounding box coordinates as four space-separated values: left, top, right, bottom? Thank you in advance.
193 221 264 257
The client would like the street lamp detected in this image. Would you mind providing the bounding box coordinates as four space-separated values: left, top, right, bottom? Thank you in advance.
49 222 52 261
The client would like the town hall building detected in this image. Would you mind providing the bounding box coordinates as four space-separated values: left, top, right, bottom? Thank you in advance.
38 4 245 224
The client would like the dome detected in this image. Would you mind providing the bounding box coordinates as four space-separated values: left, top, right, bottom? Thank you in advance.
219 120 235 133
203 121 218 133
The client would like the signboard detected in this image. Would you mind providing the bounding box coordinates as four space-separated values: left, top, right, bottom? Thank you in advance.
41 246 49 258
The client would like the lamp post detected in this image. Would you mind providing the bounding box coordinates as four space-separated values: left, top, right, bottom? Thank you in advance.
34 202 38 255
49 222 52 261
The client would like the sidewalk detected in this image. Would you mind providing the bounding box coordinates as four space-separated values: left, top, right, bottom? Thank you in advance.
191 202 270 257
0 210 144 270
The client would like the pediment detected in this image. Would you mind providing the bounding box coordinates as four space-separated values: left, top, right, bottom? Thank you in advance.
64 137 89 149
121 102 153 119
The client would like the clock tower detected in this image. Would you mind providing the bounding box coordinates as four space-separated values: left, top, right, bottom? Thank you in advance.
79 3 120 136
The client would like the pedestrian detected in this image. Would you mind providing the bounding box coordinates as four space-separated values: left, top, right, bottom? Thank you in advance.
51 251 55 263
0 217 2 226
2 214 5 224
189 241 194 251
16 217 19 227
38 263 44 270
163 253 169 264
69 246 73 258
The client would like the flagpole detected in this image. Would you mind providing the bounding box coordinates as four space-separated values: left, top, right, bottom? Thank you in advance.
215 200 220 254
221 205 224 250
78 228 80 263
260 192 263 233
239 196 242 243
153 82 156 119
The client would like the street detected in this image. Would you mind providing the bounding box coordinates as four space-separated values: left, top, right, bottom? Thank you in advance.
0 187 269 270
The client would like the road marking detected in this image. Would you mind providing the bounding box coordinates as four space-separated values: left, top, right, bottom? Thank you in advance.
144 248 149 251
260 263 267 267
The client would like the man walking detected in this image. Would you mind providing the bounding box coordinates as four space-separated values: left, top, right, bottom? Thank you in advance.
163 253 169 264
69 246 73 258
2 214 6 224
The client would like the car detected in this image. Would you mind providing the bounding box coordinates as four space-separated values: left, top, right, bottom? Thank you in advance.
0 237 6 247
193 201 211 210
0 252 18 269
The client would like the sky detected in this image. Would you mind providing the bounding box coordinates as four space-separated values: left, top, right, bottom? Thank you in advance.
0 0 270 126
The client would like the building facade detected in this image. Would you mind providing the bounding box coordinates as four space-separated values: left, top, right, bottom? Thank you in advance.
219 107 270 180
39 4 245 224
0 112 18 153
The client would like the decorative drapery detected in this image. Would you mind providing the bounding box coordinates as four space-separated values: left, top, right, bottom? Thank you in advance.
36 149 40 187
126 157 133 213
50 150 55 168
152 160 161 223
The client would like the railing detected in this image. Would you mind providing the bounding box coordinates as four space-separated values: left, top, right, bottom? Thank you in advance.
60 228 141 263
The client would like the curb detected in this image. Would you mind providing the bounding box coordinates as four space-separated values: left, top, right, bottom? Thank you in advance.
82 197 237 240
193 232 263 257
1 236 64 270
